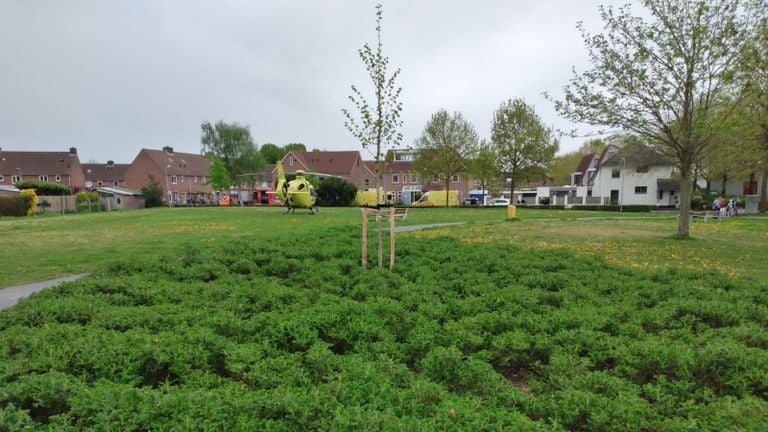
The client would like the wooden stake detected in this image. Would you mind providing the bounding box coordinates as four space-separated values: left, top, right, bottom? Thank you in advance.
361 208 368 268
389 206 395 270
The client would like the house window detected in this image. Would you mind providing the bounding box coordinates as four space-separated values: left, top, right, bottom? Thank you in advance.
194 176 198 183
392 174 399 184
39 175 48 181
636 165 649 173
85 180 92 188
55 175 62 182
474 179 481 188
97 181 103 186
365 179 370 187
0 175 4 182
289 157 294 166
171 176 177 184
658 190 663 200
451 175 459 183
432 175 440 183
11 175 20 183
587 190 593 197
202 176 206 184
113 181 118 186
410 174 418 183
611 169 621 178
181 176 185 183
635 186 648 194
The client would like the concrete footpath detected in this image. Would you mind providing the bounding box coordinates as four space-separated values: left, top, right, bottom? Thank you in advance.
0 274 88 310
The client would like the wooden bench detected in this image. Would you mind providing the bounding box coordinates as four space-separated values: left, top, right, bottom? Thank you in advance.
688 211 718 222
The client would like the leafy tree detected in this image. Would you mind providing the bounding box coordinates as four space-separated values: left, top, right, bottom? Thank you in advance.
549 139 606 185
739 3 768 210
492 99 559 195
200 120 263 183
342 2 403 268
468 140 500 202
552 0 756 237
206 155 232 192
316 177 357 207
140 175 164 208
260 143 283 164
414 110 479 206
283 143 307 153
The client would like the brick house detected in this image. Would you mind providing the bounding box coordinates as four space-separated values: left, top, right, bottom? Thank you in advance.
82 161 130 190
124 146 214 204
0 147 85 192
278 150 376 190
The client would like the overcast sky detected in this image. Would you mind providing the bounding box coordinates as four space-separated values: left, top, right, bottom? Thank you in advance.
0 0 626 163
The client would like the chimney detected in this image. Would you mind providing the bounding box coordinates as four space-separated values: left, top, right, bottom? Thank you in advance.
69 147 77 155
107 160 114 166
163 146 174 154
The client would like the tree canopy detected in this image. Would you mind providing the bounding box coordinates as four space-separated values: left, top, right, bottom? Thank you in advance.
200 120 263 186
206 155 232 192
414 110 479 206
492 99 558 194
552 0 756 237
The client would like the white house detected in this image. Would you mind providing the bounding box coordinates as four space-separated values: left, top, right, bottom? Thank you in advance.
590 142 678 207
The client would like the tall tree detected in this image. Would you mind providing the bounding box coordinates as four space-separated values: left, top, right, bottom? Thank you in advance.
467 139 500 203
492 99 559 195
200 120 262 184
342 2 403 268
552 0 755 237
413 110 479 206
206 155 232 192
283 143 307 153
739 1 768 209
549 139 606 185
260 143 283 164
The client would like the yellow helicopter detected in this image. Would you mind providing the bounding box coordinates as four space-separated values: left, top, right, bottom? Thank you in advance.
275 161 318 214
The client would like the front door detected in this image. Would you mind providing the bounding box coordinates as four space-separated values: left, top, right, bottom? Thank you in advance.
610 190 619 204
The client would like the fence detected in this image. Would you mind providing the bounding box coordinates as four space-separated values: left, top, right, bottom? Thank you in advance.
36 195 77 213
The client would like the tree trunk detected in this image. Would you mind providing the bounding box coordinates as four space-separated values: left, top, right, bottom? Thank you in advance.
676 171 692 238
720 174 727 197
760 168 768 212
445 181 450 207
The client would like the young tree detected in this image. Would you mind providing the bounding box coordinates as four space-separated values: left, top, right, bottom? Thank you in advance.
467 139 500 203
413 110 479 206
206 155 232 192
492 99 559 196
140 175 164 208
200 120 262 184
552 0 756 237
342 3 403 268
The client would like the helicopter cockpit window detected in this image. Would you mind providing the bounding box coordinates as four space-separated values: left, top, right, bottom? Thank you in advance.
298 183 305 190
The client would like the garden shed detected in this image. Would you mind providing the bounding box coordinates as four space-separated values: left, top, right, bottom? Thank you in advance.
95 186 144 211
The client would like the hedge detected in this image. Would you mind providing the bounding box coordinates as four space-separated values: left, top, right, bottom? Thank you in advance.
0 196 27 217
14 180 71 196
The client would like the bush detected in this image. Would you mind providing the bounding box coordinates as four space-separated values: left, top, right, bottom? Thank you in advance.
140 175 164 208
316 177 357 207
0 196 27 216
20 189 38 216
76 192 99 204
14 180 70 196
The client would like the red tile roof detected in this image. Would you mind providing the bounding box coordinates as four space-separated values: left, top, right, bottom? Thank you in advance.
290 151 361 175
0 149 82 177
82 163 130 183
139 148 212 176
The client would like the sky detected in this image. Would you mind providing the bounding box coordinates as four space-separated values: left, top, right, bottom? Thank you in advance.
0 0 627 164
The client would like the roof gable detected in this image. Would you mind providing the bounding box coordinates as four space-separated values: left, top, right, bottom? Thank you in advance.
139 148 212 175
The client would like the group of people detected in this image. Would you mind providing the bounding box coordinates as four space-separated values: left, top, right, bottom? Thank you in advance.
712 196 740 217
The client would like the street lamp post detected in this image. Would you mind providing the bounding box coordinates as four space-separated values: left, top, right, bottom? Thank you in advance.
164 165 171 207
620 157 626 212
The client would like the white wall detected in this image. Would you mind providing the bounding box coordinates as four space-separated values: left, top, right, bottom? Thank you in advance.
593 165 674 206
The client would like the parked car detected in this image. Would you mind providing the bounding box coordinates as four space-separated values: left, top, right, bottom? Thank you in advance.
462 197 479 206
490 198 511 206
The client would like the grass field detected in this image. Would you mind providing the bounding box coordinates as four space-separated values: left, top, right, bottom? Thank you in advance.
1 206 767 430
1 206 765 287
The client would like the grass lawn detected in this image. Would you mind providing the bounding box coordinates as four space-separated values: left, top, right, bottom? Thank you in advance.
1 206 767 430
1 206 764 287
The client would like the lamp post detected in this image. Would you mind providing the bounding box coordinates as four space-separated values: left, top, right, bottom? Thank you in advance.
164 165 171 207
620 157 626 212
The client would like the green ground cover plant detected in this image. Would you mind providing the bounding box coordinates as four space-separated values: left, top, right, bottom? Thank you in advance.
1 218 767 430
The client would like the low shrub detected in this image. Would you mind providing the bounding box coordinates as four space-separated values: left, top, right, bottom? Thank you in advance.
0 196 26 216
20 189 38 216
14 180 70 196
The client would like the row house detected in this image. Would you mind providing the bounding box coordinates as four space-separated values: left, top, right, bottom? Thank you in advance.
278 150 376 190
369 149 475 205
82 160 130 190
0 147 85 192
124 146 214 205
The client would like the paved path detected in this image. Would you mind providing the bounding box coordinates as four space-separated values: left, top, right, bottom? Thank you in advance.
393 222 465 233
0 274 88 310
